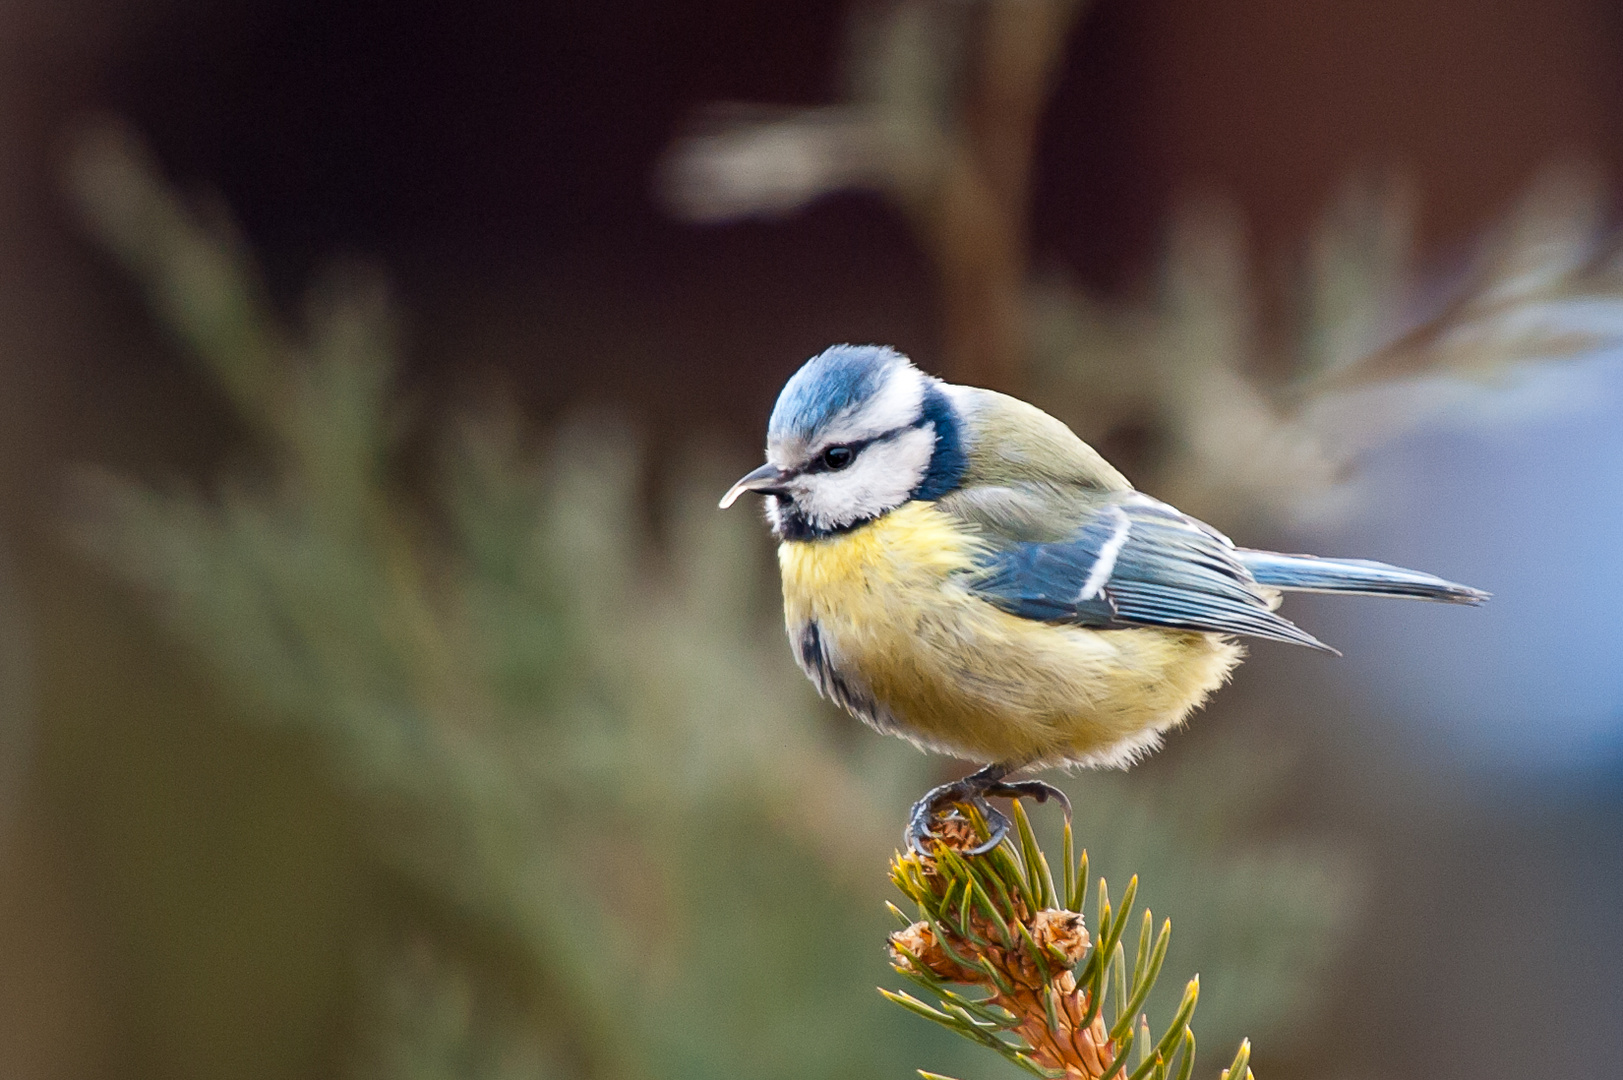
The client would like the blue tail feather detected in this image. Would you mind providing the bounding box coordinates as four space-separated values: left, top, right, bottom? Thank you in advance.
1237 550 1489 605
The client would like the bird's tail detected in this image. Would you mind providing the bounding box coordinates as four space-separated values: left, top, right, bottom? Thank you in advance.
1237 550 1489 604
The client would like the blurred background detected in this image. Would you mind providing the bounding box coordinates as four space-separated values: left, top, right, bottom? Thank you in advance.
0 1 1621 1078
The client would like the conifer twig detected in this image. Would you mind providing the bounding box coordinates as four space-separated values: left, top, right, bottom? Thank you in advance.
886 804 1249 1080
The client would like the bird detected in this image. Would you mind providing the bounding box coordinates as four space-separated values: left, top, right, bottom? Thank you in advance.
719 344 1487 852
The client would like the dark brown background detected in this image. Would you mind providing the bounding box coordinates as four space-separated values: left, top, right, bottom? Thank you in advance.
0 2 1620 1078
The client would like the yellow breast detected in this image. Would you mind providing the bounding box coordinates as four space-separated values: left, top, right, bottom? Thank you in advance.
778 502 1242 767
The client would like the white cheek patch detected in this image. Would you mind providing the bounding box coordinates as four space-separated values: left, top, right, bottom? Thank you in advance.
798 424 936 530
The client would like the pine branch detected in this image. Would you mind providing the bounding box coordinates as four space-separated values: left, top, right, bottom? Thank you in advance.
887 803 1252 1080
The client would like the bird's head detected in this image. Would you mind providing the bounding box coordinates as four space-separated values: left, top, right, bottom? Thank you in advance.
720 344 966 539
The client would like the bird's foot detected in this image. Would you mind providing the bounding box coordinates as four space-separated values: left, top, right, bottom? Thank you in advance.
906 779 1012 857
906 766 1070 857
981 777 1072 824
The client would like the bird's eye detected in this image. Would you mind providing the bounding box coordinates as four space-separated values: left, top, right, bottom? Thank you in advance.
821 445 855 471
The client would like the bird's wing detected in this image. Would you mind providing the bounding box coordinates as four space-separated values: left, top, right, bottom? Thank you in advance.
960 492 1334 651
932 386 1330 649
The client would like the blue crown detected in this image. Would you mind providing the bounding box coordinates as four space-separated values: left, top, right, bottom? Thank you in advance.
768 344 909 443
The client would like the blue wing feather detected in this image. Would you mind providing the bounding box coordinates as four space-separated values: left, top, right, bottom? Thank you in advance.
969 495 1335 651
1236 549 1488 603
971 508 1122 623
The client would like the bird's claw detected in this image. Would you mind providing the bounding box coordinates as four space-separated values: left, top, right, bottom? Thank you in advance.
905 770 1068 856
905 783 1010 855
982 778 1072 824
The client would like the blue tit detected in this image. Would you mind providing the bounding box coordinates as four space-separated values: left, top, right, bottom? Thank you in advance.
721 344 1487 850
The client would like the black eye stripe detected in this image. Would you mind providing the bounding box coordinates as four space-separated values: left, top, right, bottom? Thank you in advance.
807 437 873 472
806 425 921 474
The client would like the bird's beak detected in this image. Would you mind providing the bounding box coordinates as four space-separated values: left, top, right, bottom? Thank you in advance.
719 463 790 508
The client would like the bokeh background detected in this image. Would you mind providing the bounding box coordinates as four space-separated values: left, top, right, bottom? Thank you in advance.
1 2 1622 1079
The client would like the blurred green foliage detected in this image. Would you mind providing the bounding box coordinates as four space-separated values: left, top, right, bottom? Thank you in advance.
61 121 1354 1079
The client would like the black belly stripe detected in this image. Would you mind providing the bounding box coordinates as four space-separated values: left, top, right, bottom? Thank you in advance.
796 619 826 678
796 619 887 731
